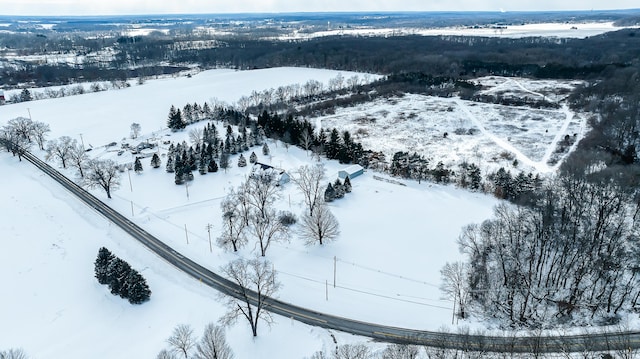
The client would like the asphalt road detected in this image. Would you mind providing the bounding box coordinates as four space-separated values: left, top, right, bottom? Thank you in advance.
20 151 640 353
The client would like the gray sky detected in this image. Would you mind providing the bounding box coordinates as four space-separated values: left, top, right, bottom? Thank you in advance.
2 0 638 16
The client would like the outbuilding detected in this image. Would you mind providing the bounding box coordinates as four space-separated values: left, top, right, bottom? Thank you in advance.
338 164 364 180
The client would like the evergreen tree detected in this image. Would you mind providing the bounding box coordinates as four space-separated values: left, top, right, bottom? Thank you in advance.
198 157 208 175
20 88 32 102
94 247 114 285
166 155 175 173
324 182 336 202
167 106 186 131
343 176 352 193
333 178 345 199
219 152 230 173
106 258 131 297
262 143 270 156
151 153 161 168
468 163 482 191
249 151 258 164
134 157 143 173
175 163 185 185
126 270 152 304
237 153 247 167
326 128 342 160
208 158 219 173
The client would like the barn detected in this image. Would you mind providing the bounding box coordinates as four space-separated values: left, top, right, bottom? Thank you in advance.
0 90 5 105
338 164 364 180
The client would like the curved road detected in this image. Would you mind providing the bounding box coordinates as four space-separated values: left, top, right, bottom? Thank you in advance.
20 151 640 353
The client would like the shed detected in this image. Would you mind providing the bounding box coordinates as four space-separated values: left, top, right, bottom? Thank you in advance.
338 164 364 180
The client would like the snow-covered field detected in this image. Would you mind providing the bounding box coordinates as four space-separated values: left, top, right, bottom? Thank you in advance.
282 22 629 40
317 76 587 174
1 67 574 358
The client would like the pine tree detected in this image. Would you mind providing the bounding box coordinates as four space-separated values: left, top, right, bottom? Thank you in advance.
208 158 218 173
333 178 345 199
262 143 270 156
343 176 352 193
249 151 258 164
198 155 208 175
134 157 143 173
219 152 230 173
95 247 114 285
151 153 161 168
106 258 131 297
324 182 336 202
237 154 247 167
20 88 32 102
166 155 175 173
126 270 152 304
167 106 186 131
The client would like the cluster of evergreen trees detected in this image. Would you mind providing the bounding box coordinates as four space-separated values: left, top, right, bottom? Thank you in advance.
324 177 352 202
257 110 364 164
167 102 214 131
94 247 151 304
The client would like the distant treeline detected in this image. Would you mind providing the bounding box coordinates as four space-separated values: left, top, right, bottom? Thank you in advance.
2 28 640 87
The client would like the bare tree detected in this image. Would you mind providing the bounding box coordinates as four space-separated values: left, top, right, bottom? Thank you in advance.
381 344 420 359
250 207 288 256
300 128 314 155
84 159 121 199
193 323 234 359
440 261 469 319
0 125 32 161
130 122 142 139
189 128 204 147
292 164 326 216
45 136 76 168
245 171 280 219
217 196 248 252
299 203 340 246
32 121 50 150
335 344 371 359
68 142 89 178
156 349 177 359
167 324 196 359
0 348 29 359
220 257 280 337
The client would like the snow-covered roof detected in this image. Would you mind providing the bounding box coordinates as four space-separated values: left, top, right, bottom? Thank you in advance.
339 164 364 174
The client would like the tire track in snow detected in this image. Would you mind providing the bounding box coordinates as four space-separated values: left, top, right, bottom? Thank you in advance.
452 98 553 173
540 104 574 166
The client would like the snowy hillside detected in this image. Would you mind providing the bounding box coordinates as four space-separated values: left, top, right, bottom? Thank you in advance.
1 67 501 358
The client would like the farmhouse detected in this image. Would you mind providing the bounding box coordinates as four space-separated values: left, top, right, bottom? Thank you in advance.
338 164 364 180
252 162 290 186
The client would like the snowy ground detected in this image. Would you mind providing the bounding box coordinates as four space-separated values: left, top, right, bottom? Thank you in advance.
1 67 584 358
316 76 587 175
281 22 630 40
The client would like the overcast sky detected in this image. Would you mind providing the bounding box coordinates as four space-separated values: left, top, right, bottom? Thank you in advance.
2 0 638 16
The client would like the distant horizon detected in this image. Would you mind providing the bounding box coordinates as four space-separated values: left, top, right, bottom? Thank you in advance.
3 0 640 17
1 8 639 19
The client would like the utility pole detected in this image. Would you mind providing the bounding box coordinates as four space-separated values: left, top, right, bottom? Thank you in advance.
184 224 189 244
205 223 213 252
127 168 133 192
333 256 337 288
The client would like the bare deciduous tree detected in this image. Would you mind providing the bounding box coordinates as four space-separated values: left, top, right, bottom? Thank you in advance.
299 203 340 246
220 257 280 337
130 122 142 139
189 128 204 147
167 324 196 359
292 164 326 216
68 142 89 178
300 128 314 154
32 121 51 150
84 159 121 199
45 136 76 168
193 323 234 359
156 349 177 359
335 344 371 359
0 348 29 359
250 208 288 256
217 196 248 252
440 261 469 319
246 171 280 219
381 344 420 359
